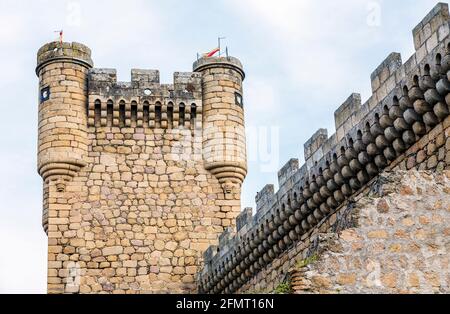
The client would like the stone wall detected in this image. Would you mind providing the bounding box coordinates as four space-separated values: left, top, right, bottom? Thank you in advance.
388 117 450 171
235 169 450 294
290 170 450 294
198 2 450 294
46 125 234 293
37 43 247 293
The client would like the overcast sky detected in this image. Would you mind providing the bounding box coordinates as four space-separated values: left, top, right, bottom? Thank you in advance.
0 0 440 293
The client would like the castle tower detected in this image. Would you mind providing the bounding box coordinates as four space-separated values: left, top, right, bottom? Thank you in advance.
35 41 247 293
36 42 93 232
193 57 247 195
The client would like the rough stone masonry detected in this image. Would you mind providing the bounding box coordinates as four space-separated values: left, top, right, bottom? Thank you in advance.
37 3 449 294
36 41 247 293
197 2 450 294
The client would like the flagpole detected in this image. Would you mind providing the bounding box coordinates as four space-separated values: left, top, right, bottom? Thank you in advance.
218 37 225 57
54 30 63 48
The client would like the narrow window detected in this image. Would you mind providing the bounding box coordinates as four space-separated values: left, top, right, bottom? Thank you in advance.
143 101 150 125
119 100 126 127
191 103 197 127
40 86 50 103
167 102 174 128
131 101 138 126
107 100 113 126
235 92 243 108
179 103 185 126
94 99 101 127
155 101 162 127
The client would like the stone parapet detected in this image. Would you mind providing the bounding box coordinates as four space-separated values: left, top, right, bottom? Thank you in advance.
36 41 93 75
87 69 202 129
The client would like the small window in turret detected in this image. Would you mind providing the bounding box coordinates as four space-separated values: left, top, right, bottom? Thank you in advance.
40 86 50 103
235 92 243 108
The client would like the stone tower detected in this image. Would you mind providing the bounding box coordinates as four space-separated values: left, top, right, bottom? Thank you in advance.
36 42 93 233
193 57 247 194
36 41 246 293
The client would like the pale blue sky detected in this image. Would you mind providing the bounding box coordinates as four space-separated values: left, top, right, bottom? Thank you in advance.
0 0 440 293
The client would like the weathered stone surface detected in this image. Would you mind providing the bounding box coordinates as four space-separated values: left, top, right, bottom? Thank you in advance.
240 171 449 294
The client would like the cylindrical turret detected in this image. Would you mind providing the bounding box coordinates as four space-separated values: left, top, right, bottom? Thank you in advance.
193 56 247 193
36 41 93 231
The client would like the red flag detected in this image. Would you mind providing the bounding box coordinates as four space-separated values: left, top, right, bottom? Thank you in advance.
203 47 220 58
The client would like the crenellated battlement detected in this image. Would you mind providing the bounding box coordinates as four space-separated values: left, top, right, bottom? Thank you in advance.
89 68 202 93
36 32 248 292
198 2 450 294
87 68 202 129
